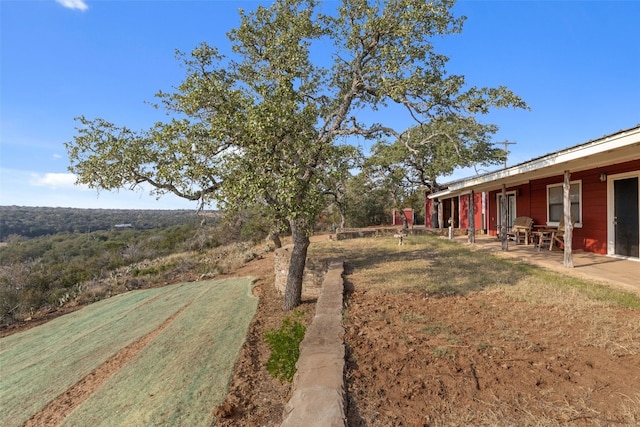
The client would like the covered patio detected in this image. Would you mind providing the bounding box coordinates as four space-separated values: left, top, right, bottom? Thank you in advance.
427 126 640 266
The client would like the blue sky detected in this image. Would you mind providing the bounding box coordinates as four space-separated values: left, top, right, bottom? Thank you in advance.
1 0 639 210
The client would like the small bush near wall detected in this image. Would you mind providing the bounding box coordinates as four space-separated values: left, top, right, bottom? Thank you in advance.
265 311 306 382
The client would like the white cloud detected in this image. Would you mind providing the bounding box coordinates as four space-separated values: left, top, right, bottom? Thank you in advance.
29 172 87 189
55 0 88 11
1 168 203 209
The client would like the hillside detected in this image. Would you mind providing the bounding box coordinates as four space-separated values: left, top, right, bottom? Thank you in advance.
1 239 312 427
0 208 231 327
0 206 219 241
3 231 639 426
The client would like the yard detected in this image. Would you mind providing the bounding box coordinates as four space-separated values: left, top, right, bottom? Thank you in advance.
312 235 640 426
3 234 639 426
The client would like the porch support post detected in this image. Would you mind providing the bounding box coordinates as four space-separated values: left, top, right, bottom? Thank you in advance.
468 191 476 244
501 184 508 251
451 198 455 226
449 197 455 239
437 198 443 229
563 170 574 267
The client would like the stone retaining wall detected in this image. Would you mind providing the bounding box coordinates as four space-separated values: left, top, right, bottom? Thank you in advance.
274 246 327 299
281 259 346 427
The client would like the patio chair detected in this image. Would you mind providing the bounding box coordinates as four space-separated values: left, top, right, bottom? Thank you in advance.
551 217 570 250
535 228 554 251
507 216 534 245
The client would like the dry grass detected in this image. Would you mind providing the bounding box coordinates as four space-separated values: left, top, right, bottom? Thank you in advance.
418 391 640 426
314 234 640 426
312 234 640 307
73 240 271 305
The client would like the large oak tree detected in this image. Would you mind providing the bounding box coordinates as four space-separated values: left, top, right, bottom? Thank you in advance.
366 116 513 227
67 0 526 310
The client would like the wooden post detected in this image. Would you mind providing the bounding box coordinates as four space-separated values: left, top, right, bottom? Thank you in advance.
437 199 444 229
468 191 476 244
451 198 455 227
450 197 455 239
563 170 574 267
501 184 508 251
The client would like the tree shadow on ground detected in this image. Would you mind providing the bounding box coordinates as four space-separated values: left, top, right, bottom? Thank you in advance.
336 236 535 297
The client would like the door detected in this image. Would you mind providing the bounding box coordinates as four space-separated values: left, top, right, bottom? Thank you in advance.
443 197 459 227
614 177 639 257
497 193 516 232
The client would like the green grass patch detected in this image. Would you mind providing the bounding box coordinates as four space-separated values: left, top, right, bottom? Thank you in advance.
0 278 257 427
265 311 306 382
534 270 640 309
431 345 455 359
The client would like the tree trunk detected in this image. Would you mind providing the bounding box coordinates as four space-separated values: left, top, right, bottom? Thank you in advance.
338 200 346 230
268 230 282 249
282 218 310 311
563 170 574 268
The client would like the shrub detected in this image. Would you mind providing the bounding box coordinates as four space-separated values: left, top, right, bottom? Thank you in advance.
264 312 306 382
0 284 22 324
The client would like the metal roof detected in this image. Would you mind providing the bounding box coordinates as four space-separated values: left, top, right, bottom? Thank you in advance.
428 124 640 199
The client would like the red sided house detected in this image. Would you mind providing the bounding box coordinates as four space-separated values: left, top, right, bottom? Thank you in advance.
392 208 415 227
426 125 640 260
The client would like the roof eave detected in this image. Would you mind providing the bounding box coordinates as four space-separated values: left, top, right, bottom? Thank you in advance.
429 125 640 200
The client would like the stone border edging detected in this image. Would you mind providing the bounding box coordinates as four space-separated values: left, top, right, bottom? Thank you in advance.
281 259 346 427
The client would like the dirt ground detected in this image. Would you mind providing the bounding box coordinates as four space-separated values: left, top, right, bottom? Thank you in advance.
344 288 640 426
213 250 316 426
217 241 640 426
5 240 640 426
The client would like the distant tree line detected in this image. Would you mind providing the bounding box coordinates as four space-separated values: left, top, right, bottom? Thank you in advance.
0 208 248 326
0 206 219 241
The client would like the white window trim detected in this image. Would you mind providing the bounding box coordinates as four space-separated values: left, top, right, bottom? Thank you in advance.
606 171 640 259
546 180 583 228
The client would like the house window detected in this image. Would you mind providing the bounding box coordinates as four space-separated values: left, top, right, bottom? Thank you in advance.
547 181 581 226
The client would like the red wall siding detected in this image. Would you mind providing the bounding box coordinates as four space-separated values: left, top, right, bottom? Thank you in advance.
424 196 434 227
474 193 484 230
459 194 470 228
449 193 485 230
486 159 640 254
579 171 607 254
393 208 414 226
529 180 549 226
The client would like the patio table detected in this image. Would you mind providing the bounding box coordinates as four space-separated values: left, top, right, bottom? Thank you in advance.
533 226 556 251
